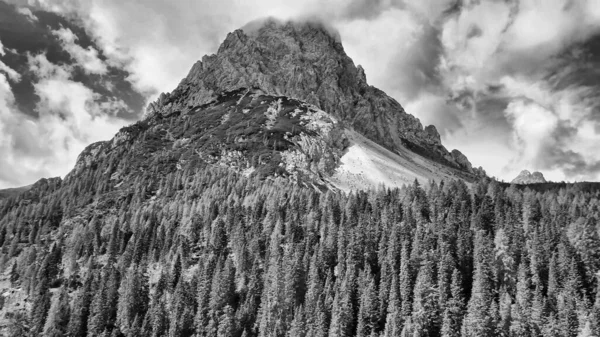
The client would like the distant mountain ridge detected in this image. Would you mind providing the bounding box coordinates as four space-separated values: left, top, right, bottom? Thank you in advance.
511 170 547 184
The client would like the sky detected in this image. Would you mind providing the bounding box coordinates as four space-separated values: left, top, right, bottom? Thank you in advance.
1 0 600 188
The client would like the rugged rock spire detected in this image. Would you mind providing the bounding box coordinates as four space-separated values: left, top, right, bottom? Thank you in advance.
147 18 475 173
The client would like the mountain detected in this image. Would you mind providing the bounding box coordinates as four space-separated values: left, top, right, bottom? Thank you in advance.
511 170 547 184
144 18 480 189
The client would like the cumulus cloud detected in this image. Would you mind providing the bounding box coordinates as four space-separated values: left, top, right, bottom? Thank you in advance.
52 27 108 75
0 38 21 82
3 0 600 184
16 6 38 21
405 0 600 181
0 51 126 188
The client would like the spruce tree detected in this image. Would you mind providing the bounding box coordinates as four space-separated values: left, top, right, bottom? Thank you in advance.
357 268 378 337
399 241 413 320
461 233 494 337
30 278 51 335
441 269 464 337
411 260 440 337
67 270 94 337
510 261 532 337
43 285 71 337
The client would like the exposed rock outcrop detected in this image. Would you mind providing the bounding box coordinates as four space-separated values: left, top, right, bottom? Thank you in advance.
511 170 547 184
450 150 473 172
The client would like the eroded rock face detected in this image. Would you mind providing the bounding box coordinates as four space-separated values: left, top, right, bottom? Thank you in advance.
450 150 473 173
424 125 441 144
146 18 475 173
511 170 547 184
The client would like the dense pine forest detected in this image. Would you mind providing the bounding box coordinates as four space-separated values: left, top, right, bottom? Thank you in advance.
0 160 599 337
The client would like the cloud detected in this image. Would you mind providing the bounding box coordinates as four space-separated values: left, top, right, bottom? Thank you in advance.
52 27 108 75
0 39 21 82
28 52 72 80
406 0 600 181
16 6 38 21
0 61 21 82
0 51 126 189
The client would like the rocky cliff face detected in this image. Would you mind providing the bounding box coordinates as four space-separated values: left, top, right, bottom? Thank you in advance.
511 170 547 184
146 18 475 174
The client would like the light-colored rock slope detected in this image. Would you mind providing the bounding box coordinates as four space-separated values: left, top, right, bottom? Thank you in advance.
328 130 467 192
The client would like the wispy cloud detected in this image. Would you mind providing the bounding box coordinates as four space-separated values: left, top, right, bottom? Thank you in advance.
16 6 38 21
52 27 108 75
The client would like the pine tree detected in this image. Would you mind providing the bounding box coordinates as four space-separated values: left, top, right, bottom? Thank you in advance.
88 267 120 336
383 274 402 337
510 261 532 337
411 260 440 337
150 297 168 337
357 268 378 337
67 270 94 337
441 269 464 337
557 260 580 337
288 306 307 337
217 305 235 337
30 278 51 335
399 241 413 319
168 279 195 337
461 232 494 337
43 286 71 337
328 267 356 337
117 265 149 334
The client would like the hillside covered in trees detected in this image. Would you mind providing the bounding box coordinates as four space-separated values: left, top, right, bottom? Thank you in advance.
0 159 599 336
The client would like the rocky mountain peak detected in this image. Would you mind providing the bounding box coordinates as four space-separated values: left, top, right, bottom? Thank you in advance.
424 125 441 143
146 18 476 174
511 170 547 184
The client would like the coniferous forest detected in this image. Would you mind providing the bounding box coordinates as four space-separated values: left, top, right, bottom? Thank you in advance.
0 161 599 337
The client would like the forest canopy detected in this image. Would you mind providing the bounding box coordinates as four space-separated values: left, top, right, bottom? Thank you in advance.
0 163 599 337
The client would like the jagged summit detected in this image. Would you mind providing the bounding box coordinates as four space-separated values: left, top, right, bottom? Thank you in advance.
146 18 476 175
240 17 342 42
511 170 547 184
